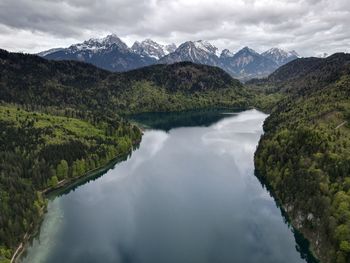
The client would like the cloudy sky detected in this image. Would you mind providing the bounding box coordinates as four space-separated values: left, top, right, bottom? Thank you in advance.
0 0 349 56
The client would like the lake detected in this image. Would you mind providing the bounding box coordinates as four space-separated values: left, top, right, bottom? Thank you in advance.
20 109 316 263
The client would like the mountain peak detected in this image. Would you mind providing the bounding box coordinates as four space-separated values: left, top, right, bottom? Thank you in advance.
103 34 126 46
238 46 259 55
158 40 221 66
131 39 176 59
263 47 299 57
193 40 219 56
220 49 234 58
73 34 129 52
143 38 157 44
261 47 299 66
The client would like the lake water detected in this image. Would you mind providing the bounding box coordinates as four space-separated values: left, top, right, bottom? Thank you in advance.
20 109 316 263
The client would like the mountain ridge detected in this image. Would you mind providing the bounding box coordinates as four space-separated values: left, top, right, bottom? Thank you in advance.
0 48 248 114
38 34 300 80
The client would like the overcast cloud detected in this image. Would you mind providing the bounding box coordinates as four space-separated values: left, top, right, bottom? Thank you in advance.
0 0 349 56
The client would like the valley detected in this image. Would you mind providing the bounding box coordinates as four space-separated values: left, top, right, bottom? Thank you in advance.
0 48 349 263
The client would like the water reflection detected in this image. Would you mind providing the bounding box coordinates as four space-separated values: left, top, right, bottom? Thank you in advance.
21 110 314 263
128 109 240 131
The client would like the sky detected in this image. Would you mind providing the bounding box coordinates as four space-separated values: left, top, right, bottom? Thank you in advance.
0 0 349 56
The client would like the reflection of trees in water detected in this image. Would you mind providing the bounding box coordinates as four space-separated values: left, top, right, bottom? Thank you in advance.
129 109 242 131
255 170 319 263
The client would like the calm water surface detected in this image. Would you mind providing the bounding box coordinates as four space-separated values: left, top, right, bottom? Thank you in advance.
21 109 315 263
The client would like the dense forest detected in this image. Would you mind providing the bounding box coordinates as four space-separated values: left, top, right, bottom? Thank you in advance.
254 53 350 263
1 48 349 263
0 49 254 262
0 50 252 114
0 104 141 262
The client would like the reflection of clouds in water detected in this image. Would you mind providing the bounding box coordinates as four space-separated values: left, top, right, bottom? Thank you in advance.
22 110 307 263
213 109 266 132
202 109 267 174
65 130 169 206
128 130 169 173
102 130 169 184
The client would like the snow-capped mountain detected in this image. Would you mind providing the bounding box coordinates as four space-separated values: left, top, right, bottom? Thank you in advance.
40 34 156 72
261 48 300 66
39 34 300 80
221 47 279 80
37 48 64 57
70 34 129 52
158 40 221 67
220 49 234 59
131 39 176 60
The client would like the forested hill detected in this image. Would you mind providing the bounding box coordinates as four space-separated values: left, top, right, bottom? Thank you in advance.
122 61 241 92
248 53 350 93
0 49 249 114
254 52 350 263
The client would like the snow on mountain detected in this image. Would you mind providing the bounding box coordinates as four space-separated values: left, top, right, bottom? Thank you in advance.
131 39 177 59
37 48 64 57
41 34 156 72
69 34 129 53
193 40 220 56
261 48 299 66
158 40 221 67
38 34 301 80
164 43 177 55
220 49 234 59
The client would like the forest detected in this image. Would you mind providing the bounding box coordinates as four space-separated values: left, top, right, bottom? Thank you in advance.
0 49 254 262
0 50 252 114
254 53 350 263
0 104 141 262
1 49 350 263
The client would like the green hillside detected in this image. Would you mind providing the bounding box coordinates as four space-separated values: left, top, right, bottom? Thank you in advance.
0 50 250 114
255 53 350 263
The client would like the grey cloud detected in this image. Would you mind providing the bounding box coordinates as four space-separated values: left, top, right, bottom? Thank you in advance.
0 0 349 56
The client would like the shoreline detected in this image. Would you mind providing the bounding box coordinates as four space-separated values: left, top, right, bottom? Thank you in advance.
10 109 320 263
254 170 322 263
11 138 142 263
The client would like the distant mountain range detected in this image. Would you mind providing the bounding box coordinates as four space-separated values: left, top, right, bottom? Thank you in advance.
39 34 299 80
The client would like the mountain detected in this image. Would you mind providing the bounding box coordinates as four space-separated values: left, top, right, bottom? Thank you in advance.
158 44 295 81
0 49 247 114
131 39 176 60
220 49 234 59
158 40 221 67
265 56 323 83
37 47 64 57
221 47 279 80
261 48 299 66
250 53 350 93
254 52 350 263
41 34 156 72
39 35 300 80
